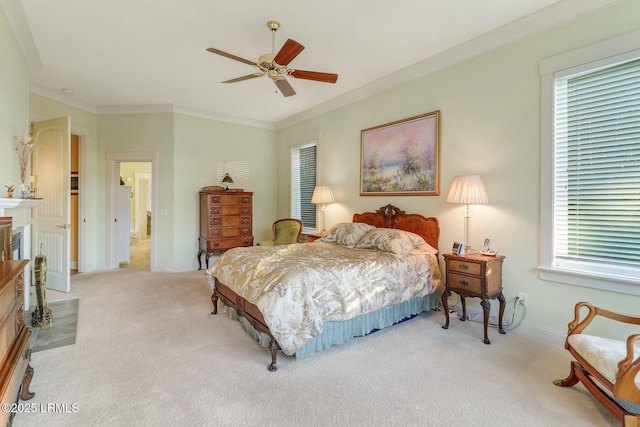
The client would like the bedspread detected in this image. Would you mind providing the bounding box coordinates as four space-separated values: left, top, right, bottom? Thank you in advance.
208 242 442 355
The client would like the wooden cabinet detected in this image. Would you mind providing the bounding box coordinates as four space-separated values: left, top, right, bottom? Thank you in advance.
0 260 34 426
198 189 253 270
441 253 506 344
302 232 324 243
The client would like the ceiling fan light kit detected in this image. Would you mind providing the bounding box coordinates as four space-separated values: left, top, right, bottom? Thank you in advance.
207 20 338 97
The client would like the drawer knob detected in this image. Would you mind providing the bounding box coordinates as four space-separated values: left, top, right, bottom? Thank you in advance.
459 280 469 287
459 264 469 271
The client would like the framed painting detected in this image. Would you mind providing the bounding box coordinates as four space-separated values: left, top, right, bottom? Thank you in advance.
360 111 440 196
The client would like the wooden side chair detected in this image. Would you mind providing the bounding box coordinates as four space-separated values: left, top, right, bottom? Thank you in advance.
554 302 640 426
258 218 303 246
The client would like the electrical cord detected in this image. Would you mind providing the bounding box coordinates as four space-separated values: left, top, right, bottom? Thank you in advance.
442 295 526 330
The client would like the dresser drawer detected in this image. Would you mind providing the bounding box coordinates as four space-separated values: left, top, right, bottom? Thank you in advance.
209 194 249 205
209 226 252 238
210 205 252 215
209 216 252 227
447 259 482 276
0 327 31 426
447 272 483 294
207 237 253 251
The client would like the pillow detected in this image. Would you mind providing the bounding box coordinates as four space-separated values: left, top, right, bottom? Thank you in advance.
355 228 428 256
319 222 375 247
409 243 439 256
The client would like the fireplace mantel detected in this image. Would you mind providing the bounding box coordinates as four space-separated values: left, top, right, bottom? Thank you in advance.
0 198 43 209
0 198 44 230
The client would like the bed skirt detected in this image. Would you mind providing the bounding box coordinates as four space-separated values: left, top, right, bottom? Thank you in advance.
217 291 442 359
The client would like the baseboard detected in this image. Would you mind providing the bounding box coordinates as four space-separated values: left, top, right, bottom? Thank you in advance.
446 302 566 346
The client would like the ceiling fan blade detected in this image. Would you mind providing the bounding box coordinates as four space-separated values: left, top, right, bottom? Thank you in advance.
206 48 256 66
274 78 296 97
290 69 338 84
222 73 264 84
273 39 304 66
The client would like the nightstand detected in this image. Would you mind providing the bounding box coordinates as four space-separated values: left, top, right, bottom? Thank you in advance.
303 232 325 243
441 252 506 344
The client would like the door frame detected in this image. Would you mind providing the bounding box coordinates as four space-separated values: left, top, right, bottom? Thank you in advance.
134 172 152 239
106 152 158 270
75 132 86 272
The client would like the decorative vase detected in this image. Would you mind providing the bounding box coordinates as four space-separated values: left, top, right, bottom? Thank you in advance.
19 182 29 199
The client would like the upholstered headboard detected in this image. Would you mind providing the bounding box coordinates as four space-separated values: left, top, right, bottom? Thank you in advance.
352 204 439 252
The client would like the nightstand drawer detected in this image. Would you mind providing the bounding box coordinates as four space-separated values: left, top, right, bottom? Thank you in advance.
447 272 482 294
447 259 482 276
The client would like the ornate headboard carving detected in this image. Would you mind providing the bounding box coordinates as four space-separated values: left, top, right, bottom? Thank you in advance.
352 204 440 252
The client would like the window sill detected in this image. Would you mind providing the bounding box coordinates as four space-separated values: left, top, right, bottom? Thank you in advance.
538 266 640 296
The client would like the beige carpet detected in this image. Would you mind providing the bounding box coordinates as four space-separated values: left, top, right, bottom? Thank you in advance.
14 269 617 427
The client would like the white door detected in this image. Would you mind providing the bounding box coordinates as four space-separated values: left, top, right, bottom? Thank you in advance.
116 186 131 265
31 117 71 292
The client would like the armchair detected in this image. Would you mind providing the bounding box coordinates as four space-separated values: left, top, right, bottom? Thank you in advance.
258 218 303 246
554 302 640 426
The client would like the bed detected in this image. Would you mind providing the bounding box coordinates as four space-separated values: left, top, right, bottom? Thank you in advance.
206 204 443 371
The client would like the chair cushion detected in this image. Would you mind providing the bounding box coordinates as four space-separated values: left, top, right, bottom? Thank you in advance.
568 334 640 388
273 220 301 245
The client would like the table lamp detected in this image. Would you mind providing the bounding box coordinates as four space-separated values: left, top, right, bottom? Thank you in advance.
311 185 335 232
446 175 488 252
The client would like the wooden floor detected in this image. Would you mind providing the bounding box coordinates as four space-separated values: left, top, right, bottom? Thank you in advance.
28 298 78 352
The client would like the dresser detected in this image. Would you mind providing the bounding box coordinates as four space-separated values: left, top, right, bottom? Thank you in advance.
441 253 506 344
0 260 34 426
198 188 253 270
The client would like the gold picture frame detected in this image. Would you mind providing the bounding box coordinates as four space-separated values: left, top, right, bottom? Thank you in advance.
360 111 440 196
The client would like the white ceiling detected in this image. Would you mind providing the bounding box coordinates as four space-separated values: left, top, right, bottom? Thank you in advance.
1 0 618 129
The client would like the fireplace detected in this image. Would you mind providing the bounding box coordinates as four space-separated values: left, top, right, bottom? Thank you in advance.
11 229 22 261
0 198 44 310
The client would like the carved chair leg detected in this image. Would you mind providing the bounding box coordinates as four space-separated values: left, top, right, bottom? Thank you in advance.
20 364 35 400
210 293 218 315
553 361 580 387
268 339 279 372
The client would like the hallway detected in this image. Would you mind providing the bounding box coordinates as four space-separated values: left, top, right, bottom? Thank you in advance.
127 238 150 270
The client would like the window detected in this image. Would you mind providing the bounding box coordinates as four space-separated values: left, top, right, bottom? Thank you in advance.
540 32 640 295
291 140 317 230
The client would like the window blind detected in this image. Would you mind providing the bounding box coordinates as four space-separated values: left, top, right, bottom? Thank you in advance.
291 142 317 229
554 58 640 266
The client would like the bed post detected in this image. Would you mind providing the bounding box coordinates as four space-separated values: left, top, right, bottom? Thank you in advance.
210 292 218 315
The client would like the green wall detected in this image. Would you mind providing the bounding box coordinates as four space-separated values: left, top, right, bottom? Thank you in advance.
172 114 277 270
0 6 30 189
275 0 640 342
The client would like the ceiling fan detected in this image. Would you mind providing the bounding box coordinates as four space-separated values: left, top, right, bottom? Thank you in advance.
206 20 338 97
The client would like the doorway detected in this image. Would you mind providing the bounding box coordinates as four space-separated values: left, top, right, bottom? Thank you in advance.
119 162 152 270
106 152 158 271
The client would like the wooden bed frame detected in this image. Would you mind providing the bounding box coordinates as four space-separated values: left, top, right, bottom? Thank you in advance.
211 204 440 371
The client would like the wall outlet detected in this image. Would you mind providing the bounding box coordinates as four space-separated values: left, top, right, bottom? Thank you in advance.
517 292 527 306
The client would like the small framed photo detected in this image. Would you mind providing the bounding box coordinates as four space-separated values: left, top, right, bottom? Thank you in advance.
452 241 463 255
